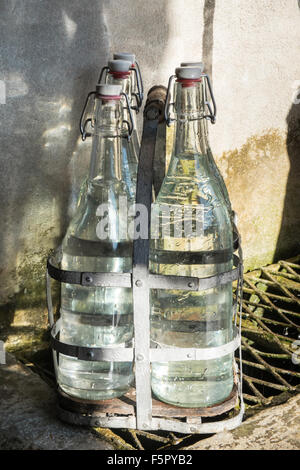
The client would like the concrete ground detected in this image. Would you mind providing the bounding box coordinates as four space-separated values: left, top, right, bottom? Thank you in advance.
0 352 299 450
0 352 113 450
185 394 300 450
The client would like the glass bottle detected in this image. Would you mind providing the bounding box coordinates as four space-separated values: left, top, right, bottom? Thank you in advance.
150 67 234 408
113 52 143 112
106 59 140 199
56 84 134 400
180 61 232 215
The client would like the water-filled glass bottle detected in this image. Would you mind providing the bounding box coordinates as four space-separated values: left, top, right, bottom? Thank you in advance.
150 67 234 408
113 53 142 154
56 84 134 400
106 59 140 199
180 61 232 215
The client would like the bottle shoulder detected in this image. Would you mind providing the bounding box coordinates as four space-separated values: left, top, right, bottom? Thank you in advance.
153 152 233 252
62 178 133 244
157 171 227 212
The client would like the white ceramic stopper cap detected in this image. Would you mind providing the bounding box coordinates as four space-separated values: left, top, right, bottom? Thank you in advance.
108 59 132 72
113 52 136 64
96 84 122 96
175 67 203 80
181 62 204 72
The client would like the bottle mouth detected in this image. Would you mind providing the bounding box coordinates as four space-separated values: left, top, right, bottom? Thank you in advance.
113 52 136 65
108 70 131 79
98 94 121 101
180 61 204 72
108 59 132 79
175 66 203 87
176 78 202 88
96 84 122 100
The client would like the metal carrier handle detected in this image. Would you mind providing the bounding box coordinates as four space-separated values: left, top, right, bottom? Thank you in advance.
79 90 134 142
47 85 244 434
165 73 217 126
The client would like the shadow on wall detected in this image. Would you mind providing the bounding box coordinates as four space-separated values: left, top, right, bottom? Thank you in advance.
202 0 215 79
0 1 169 353
274 93 300 261
0 0 110 343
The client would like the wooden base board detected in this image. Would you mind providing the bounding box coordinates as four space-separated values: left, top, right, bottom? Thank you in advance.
57 384 238 421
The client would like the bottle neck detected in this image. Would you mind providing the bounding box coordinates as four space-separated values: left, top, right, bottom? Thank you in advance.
107 72 138 131
89 97 123 182
107 72 131 96
173 81 209 158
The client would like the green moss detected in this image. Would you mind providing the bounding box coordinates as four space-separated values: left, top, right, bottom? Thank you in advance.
217 128 292 271
167 128 292 271
244 253 278 273
15 249 50 309
242 330 292 353
0 244 59 361
92 428 135 450
220 128 286 179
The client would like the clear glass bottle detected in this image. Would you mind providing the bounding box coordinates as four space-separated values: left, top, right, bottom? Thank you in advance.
113 52 142 111
180 61 232 215
106 59 140 199
150 67 234 408
113 53 142 151
56 84 134 400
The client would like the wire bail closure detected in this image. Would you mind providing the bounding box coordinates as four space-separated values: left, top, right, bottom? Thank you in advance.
79 89 134 142
98 62 144 112
121 91 134 141
165 73 217 126
79 91 96 141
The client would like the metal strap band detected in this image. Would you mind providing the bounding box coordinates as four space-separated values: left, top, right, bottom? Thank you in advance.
147 404 244 433
47 258 82 284
51 319 134 362
58 400 244 434
233 230 239 251
149 254 240 291
58 408 137 429
150 327 241 362
51 319 239 363
47 255 240 291
80 272 132 288
47 258 132 287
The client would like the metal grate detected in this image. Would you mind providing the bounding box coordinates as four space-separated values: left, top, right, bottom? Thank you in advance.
237 255 300 407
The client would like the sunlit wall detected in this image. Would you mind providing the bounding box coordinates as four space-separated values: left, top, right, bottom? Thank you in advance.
0 0 300 310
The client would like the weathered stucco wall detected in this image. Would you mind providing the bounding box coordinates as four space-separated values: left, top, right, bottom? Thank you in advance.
0 0 300 353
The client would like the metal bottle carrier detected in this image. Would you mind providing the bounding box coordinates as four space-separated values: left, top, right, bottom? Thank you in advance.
46 86 244 434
